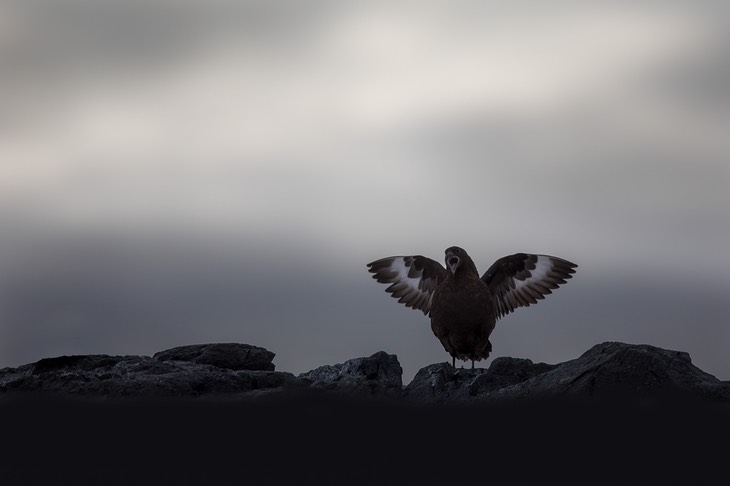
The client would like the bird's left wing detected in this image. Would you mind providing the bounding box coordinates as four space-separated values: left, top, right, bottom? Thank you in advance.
367 255 446 315
481 253 577 319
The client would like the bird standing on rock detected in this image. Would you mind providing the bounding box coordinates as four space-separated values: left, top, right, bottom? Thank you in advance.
367 246 577 368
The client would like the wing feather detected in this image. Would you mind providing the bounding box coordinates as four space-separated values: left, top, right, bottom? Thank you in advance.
482 253 577 319
367 255 446 315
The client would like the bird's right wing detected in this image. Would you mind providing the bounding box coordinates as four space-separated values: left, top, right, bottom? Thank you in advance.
367 255 446 315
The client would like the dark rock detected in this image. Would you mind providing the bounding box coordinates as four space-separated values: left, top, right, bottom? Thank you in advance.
32 355 125 375
404 357 556 403
153 343 275 371
298 351 403 396
0 344 297 398
480 341 730 402
404 342 730 404
2 341 729 405
404 363 481 402
2 341 729 486
470 357 557 394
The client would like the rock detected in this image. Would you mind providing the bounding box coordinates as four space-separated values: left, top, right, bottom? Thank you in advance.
470 357 557 395
1 341 729 404
405 342 730 404
298 351 403 396
403 363 480 402
404 358 556 403
480 341 730 402
153 343 275 371
0 344 297 398
2 341 729 486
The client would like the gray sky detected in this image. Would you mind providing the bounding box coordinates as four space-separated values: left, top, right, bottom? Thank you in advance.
1 0 729 382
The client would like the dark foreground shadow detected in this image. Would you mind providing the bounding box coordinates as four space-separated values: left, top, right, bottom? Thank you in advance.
2 391 729 486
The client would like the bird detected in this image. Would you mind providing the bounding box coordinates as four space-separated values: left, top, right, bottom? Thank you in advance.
367 246 577 368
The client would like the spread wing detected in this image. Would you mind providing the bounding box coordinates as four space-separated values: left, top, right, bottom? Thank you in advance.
367 255 446 315
482 253 577 319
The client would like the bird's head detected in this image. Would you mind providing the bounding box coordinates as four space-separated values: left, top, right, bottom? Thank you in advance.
445 246 465 274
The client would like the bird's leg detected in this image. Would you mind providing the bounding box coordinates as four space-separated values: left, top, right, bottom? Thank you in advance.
452 356 455 368
471 359 475 369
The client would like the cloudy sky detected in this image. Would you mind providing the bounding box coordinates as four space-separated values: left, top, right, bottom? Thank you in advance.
1 0 729 382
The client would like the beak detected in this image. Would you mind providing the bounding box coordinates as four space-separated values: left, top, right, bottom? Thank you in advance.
446 252 459 273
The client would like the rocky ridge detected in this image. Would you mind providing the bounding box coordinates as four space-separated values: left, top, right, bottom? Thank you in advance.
4 341 730 486
2 341 728 403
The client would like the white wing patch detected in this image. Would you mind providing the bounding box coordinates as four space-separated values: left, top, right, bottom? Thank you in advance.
514 255 552 291
384 257 433 311
367 255 445 315
485 253 577 319
390 257 424 294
